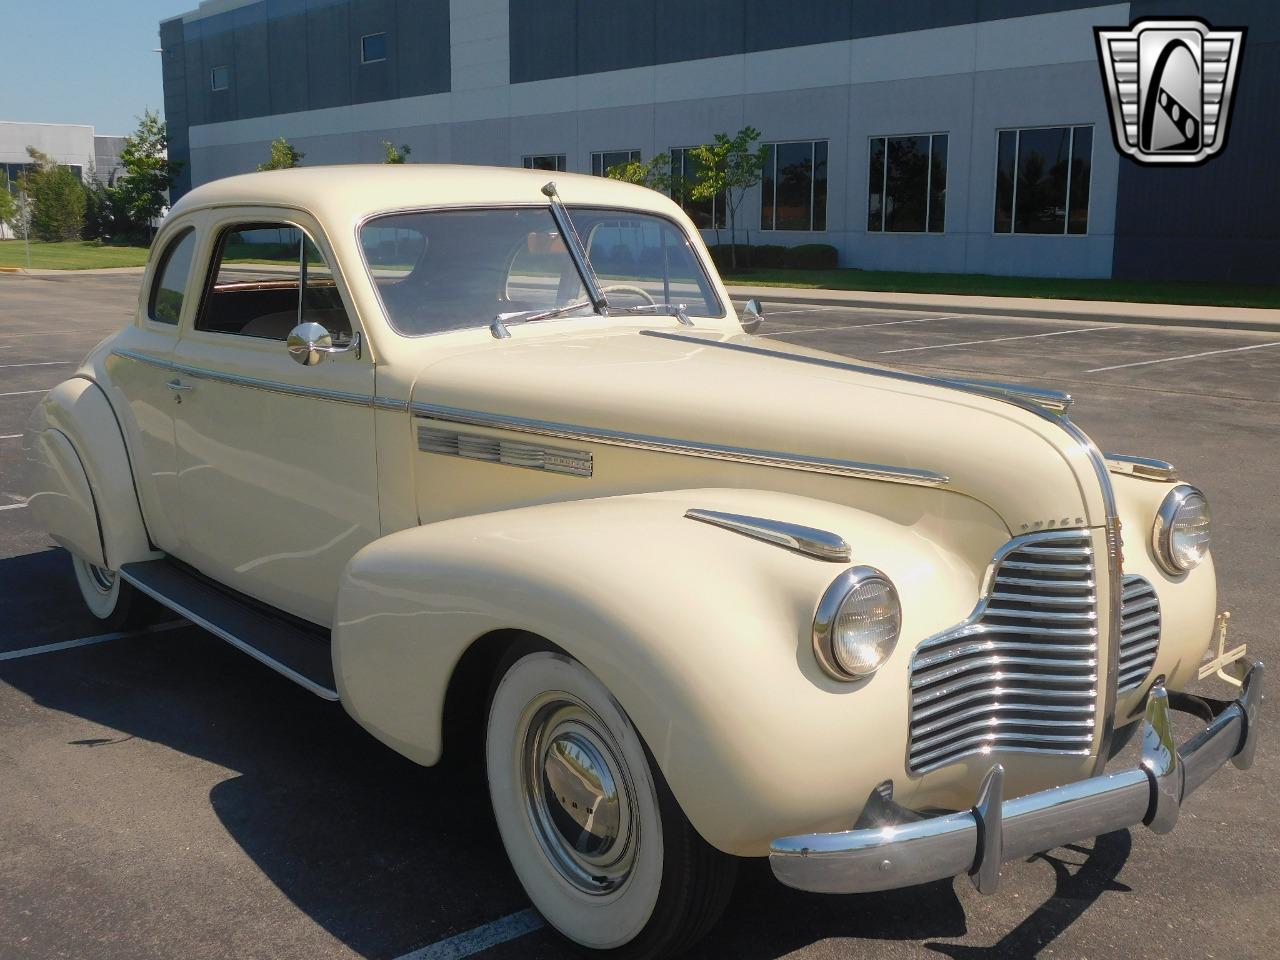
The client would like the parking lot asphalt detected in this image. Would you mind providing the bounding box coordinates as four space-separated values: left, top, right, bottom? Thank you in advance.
1 273 1277 960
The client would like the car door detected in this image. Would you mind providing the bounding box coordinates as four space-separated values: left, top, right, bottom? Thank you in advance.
169 212 379 626
105 218 205 554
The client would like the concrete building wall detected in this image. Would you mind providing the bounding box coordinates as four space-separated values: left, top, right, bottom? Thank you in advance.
0 122 97 173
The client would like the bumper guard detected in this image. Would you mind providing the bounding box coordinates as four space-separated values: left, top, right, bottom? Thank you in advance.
769 658 1264 895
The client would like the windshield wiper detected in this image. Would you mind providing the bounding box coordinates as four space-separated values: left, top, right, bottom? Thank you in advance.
490 298 595 339
608 302 695 326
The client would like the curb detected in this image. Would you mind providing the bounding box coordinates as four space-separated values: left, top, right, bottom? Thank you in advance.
724 287 1280 335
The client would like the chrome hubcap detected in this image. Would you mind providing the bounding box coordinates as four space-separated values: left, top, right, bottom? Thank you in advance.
88 563 116 594
520 694 637 894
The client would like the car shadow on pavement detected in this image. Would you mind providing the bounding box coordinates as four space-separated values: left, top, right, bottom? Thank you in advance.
0 545 1134 960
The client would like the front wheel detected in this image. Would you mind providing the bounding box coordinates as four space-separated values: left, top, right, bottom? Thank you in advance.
486 647 736 959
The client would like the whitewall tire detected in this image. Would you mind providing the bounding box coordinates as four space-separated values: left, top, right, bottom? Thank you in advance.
71 554 145 630
486 646 735 959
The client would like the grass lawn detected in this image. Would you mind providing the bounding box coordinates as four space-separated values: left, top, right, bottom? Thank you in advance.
0 240 151 271
720 267 1280 310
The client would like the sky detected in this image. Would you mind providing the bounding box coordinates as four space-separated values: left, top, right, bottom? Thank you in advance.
1 0 194 135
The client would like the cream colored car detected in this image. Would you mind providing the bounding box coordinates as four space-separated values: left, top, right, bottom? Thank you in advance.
24 166 1262 958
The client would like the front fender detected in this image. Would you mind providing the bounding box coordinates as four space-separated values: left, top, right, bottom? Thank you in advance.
334 487 1007 856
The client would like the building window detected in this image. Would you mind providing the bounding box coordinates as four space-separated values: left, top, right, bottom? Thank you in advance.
591 150 640 177
760 140 827 231
523 154 566 172
210 64 230 91
669 147 726 231
867 134 948 233
361 33 388 64
994 125 1092 235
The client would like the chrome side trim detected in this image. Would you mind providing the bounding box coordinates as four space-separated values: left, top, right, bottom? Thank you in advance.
419 424 593 478
684 508 851 562
117 566 340 701
947 377 1073 413
412 404 949 487
111 348 409 411
1104 453 1178 482
633 331 1123 773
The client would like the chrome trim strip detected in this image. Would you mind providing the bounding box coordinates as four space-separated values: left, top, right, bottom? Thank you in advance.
419 423 593 478
117 567 340 701
412 404 949 487
1104 453 1178 481
946 377 1073 413
633 331 1124 772
111 348 410 411
684 508 851 562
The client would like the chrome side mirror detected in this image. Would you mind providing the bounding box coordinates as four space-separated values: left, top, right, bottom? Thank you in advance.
741 298 764 334
287 322 361 366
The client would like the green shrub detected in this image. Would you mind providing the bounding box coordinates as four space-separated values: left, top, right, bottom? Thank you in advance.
750 244 788 268
706 244 751 271
785 244 839 270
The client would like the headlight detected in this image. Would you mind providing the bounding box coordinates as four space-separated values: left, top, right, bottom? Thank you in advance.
1152 484 1211 574
813 566 901 680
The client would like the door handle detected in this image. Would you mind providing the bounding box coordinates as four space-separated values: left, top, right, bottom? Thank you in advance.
166 379 193 402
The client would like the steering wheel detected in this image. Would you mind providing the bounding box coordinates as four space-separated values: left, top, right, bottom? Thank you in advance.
600 284 656 306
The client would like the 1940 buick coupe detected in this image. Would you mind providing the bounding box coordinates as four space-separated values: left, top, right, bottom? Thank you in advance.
24 165 1262 958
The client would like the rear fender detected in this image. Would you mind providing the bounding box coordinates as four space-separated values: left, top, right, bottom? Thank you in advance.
334 487 1007 855
24 377 155 569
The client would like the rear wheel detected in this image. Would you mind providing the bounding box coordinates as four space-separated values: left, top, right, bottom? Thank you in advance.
71 554 149 631
486 647 736 959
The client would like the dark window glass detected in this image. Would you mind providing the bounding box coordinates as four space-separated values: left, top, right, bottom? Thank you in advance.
361 33 388 63
812 140 828 231
994 130 1017 233
523 154 566 172
867 138 885 231
148 228 197 325
197 224 352 341
774 141 814 230
1014 126 1070 234
210 64 230 91
759 143 775 231
928 135 948 233
670 147 726 230
884 135 930 232
868 134 947 233
591 150 640 177
1067 125 1092 235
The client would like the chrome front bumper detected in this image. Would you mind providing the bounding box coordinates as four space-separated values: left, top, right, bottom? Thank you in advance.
770 659 1264 896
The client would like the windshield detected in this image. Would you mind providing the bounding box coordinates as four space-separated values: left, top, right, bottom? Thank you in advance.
361 206 725 336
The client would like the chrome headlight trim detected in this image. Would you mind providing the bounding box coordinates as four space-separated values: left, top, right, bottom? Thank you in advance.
812 566 901 681
1152 483 1210 575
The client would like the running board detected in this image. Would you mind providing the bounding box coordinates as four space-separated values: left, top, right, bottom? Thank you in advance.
119 559 339 700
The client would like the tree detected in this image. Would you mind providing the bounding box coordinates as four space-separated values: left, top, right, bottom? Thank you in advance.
259 137 304 171
382 140 411 163
690 127 767 269
604 152 672 192
20 147 86 242
0 173 16 234
116 110 181 242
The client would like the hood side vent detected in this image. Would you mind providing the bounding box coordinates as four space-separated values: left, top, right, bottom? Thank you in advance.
418 423 592 478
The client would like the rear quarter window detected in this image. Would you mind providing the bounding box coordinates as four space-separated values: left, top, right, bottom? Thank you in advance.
148 228 197 325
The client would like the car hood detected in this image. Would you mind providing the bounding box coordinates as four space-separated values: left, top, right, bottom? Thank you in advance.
408 325 1109 533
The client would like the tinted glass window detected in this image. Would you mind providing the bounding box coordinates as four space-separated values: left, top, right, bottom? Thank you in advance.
670 147 726 230
361 33 388 63
591 150 641 176
523 154 566 171
362 206 723 336
210 65 230 91
197 224 352 341
148 228 197 325
868 134 947 233
995 126 1092 235
760 140 828 231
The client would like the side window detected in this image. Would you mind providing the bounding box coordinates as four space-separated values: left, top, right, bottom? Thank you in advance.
147 228 197 325
196 223 353 342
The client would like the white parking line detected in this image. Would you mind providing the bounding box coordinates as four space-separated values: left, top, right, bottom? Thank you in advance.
760 316 955 337
393 909 545 960
0 388 51 397
1087 340 1280 373
0 434 21 440
880 324 1121 354
0 502 28 512
0 361 72 369
0 620 187 663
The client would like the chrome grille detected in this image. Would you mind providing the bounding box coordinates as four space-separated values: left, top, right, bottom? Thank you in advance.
1117 574 1160 693
908 530 1099 773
